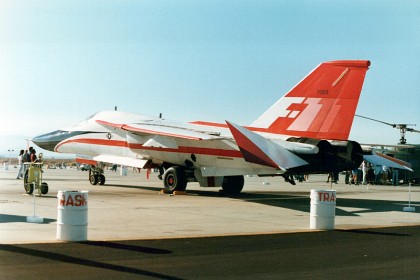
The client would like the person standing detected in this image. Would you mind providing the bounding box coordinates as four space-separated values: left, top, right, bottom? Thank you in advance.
381 165 389 185
30 149 37 162
333 171 339 184
392 168 399 186
22 149 30 179
16 150 24 179
344 170 351 184
351 168 359 185
362 161 368 185
373 165 382 185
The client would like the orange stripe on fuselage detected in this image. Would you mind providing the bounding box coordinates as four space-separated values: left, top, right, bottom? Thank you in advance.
55 139 128 152
75 158 97 165
56 138 242 158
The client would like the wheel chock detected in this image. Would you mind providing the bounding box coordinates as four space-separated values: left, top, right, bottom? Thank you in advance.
173 191 187 195
159 190 187 195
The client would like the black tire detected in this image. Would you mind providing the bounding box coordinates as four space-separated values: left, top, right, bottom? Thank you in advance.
221 176 244 195
90 174 98 185
23 170 34 194
24 169 28 184
163 166 187 193
25 183 34 195
98 174 106 185
41 182 49 195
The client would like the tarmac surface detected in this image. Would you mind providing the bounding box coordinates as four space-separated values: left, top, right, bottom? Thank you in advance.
1 166 419 279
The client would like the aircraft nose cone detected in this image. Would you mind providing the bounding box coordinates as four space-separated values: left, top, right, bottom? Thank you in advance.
32 130 72 152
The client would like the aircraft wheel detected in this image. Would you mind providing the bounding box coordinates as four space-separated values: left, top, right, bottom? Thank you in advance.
163 166 187 193
41 182 49 195
98 174 106 185
25 183 34 195
90 175 98 185
221 176 244 195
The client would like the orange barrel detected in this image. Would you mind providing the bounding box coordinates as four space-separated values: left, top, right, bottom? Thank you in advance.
57 190 88 241
310 189 336 230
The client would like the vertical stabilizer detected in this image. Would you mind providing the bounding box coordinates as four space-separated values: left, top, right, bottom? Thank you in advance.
251 60 370 140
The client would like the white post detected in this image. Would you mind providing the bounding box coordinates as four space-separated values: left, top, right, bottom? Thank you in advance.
403 182 415 212
120 165 127 176
27 184 44 223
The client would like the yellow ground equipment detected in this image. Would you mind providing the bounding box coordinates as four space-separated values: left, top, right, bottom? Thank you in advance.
24 162 49 195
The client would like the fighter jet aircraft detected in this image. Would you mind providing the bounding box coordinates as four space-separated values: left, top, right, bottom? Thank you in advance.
32 60 412 194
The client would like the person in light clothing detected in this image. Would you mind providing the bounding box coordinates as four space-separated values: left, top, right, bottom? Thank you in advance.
381 165 389 185
16 150 24 179
362 161 368 185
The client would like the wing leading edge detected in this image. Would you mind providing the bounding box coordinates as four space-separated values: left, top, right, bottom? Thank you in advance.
363 151 413 172
96 119 224 140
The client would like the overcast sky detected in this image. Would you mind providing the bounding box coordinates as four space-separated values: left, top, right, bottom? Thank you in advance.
1 0 419 158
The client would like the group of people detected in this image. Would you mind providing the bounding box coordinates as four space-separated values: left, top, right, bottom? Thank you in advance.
16 147 39 179
346 161 399 186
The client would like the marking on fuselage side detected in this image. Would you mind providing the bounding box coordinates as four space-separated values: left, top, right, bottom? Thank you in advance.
217 157 234 160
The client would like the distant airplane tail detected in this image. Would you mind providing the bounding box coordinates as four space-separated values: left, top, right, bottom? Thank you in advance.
251 60 371 140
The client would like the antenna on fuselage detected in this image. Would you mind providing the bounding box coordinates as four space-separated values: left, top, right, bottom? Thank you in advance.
159 113 162 119
115 106 117 111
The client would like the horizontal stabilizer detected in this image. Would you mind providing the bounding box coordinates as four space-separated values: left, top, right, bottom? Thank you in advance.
363 152 413 172
226 121 308 170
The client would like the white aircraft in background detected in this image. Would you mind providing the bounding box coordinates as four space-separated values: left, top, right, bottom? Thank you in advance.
33 60 412 194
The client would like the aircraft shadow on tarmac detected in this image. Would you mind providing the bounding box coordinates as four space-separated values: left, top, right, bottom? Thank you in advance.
0 214 56 224
79 240 172 254
0 243 179 280
100 184 164 192
236 192 419 217
101 183 418 217
46 178 89 182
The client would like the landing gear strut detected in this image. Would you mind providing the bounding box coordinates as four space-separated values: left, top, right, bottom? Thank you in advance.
282 174 296 185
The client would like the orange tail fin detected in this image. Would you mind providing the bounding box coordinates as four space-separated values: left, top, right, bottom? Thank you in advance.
251 60 370 140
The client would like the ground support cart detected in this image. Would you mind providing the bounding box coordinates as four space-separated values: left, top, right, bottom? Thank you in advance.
24 162 49 195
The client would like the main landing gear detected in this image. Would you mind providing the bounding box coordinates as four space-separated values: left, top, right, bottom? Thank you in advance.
161 165 244 195
221 175 244 194
163 166 187 193
88 165 106 185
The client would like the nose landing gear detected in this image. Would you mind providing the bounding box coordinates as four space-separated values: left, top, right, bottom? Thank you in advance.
88 165 106 185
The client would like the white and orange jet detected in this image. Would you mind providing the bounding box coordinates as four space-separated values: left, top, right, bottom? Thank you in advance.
32 60 412 194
